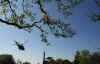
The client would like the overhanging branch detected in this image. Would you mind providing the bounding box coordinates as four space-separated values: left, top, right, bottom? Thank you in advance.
0 19 23 29
0 18 39 29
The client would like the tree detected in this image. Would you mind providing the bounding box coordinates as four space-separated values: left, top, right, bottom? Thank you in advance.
73 50 100 64
80 50 92 64
89 0 100 22
91 51 100 64
0 0 82 45
63 59 72 64
23 61 31 64
56 58 63 64
46 57 56 64
0 54 15 64
56 58 72 64
73 51 80 64
45 57 72 64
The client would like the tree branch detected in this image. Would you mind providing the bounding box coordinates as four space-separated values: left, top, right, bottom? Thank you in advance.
0 18 23 29
0 18 39 29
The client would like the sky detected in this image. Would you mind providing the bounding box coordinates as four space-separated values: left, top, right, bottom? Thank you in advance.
0 0 100 64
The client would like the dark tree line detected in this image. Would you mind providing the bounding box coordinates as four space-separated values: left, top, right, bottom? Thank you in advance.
0 50 99 64
43 50 100 64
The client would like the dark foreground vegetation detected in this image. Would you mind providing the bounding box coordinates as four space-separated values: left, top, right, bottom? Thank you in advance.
0 50 100 64
43 50 100 64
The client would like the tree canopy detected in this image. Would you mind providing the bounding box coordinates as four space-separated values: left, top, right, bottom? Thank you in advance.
89 0 100 22
0 0 99 45
0 0 83 45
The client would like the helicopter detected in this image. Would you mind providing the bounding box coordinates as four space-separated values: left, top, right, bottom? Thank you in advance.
14 40 28 51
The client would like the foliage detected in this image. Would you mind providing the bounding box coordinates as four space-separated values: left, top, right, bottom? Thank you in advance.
73 50 100 64
91 51 100 64
73 51 80 64
0 0 83 45
0 54 16 64
89 0 100 22
0 50 99 64
45 57 72 64
23 62 31 64
79 50 91 64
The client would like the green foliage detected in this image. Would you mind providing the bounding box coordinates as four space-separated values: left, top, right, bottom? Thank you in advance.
56 58 64 64
0 50 99 64
80 50 91 64
74 51 80 64
23 62 31 64
80 50 90 56
55 0 83 18
0 8 9 15
73 50 100 64
56 58 72 64
89 0 100 22
63 59 72 64
89 12 100 22
0 0 83 44
91 52 100 64
45 57 72 64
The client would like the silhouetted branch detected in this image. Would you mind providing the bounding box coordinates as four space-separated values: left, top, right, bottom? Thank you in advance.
0 18 23 29
0 18 40 29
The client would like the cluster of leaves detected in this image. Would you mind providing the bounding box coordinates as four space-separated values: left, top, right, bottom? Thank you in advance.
0 0 82 45
89 0 100 22
89 12 100 22
44 57 72 64
55 0 83 18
